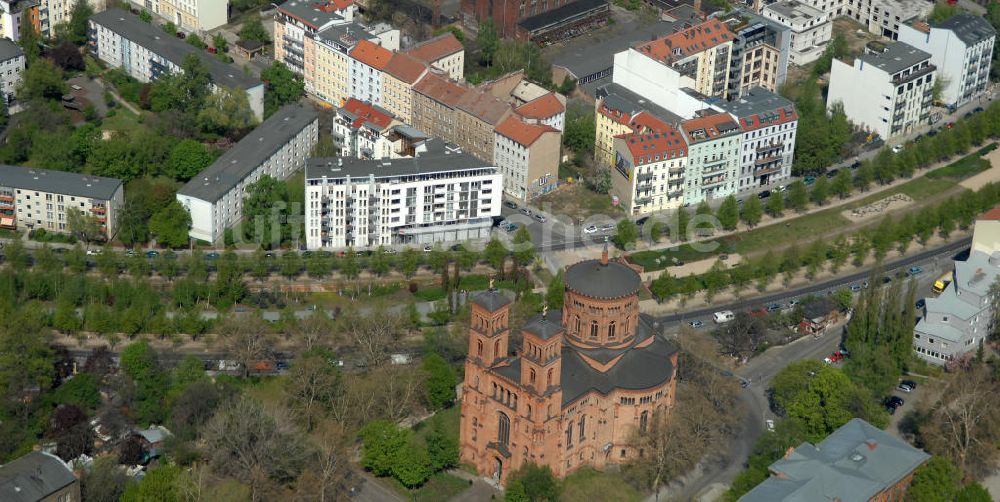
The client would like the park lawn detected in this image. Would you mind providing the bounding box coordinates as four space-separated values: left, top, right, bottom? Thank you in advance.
628 236 737 271
413 405 461 442
388 472 471 501
926 143 998 180
101 107 145 134
559 467 642 502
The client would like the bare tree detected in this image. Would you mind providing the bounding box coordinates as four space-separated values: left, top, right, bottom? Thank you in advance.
921 364 1000 478
284 355 341 431
201 395 308 502
293 423 351 502
714 312 766 359
289 312 338 351
339 309 405 367
219 317 273 378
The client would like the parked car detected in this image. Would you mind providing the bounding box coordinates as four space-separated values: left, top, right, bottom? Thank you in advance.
765 419 775 432
825 169 839 178
897 383 913 393
974 106 985 113
688 320 705 328
520 208 532 216
423 245 433 252
600 223 616 231
713 311 735 324
915 299 926 309
901 379 918 389
887 396 905 407
758 190 771 199
145 250 159 259
850 284 863 292
584 225 598 234
205 252 220 260
504 201 518 210
850 161 862 169
534 214 547 223
908 266 923 276
766 303 783 312
804 176 816 185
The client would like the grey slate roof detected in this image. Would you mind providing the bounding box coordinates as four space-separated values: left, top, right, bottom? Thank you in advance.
91 9 261 91
595 82 684 126
565 259 642 299
0 164 122 200
953 250 1000 297
859 41 931 74
177 104 319 202
934 13 996 47
740 419 929 502
913 318 966 342
717 86 794 119
518 0 608 33
306 140 496 180
0 451 77 502
560 316 677 406
277 0 345 30
802 297 838 321
523 310 566 340
473 289 512 312
0 38 24 62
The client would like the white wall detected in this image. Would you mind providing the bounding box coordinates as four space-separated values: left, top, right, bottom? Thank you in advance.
176 194 215 243
612 49 699 118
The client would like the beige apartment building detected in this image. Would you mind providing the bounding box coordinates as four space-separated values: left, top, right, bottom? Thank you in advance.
594 83 682 168
405 32 464 81
0 165 123 239
494 115 560 200
128 0 227 32
381 52 428 123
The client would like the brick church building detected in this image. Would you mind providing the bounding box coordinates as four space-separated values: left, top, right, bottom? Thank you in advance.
458 248 679 483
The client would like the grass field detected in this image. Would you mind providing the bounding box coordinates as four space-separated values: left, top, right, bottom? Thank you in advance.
389 472 471 501
560 467 642 502
101 107 145 134
628 236 736 271
926 144 998 180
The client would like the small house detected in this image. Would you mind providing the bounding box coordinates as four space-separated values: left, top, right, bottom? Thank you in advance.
798 298 844 336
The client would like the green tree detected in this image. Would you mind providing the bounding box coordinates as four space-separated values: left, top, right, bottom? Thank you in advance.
260 62 304 118
213 33 228 53
614 219 638 249
955 482 993 502
831 168 852 198
242 175 290 248
477 19 499 66
426 416 458 472
165 139 215 180
845 279 915 397
810 176 829 205
239 16 270 43
907 456 959 502
20 58 67 101
508 463 561 502
505 481 530 502
187 33 207 49
18 22 41 63
120 340 169 424
121 464 180 502
676 207 691 241
765 191 784 217
563 107 596 154
392 440 432 488
139 10 152 22
360 420 410 477
149 200 192 248
545 270 565 309
422 353 457 409
65 0 95 45
832 288 853 310
512 226 535 267
787 180 808 212
198 86 256 137
484 238 507 275
741 195 763 228
67 208 104 245
717 195 739 230
163 21 177 34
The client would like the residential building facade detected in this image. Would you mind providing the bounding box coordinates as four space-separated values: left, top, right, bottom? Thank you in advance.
332 98 400 159
40 0 105 37
594 83 683 169
898 14 996 109
348 39 391 104
740 419 929 502
718 86 798 191
89 8 265 119
405 32 464 81
176 104 319 244
679 112 742 204
494 115 560 201
913 207 1000 364
128 0 226 32
827 41 936 140
762 0 832 65
304 140 501 249
274 0 360 77
0 164 123 239
0 451 81 502
765 0 932 40
611 127 688 216
380 52 428 124
459 249 679 483
0 38 24 102
722 10 790 99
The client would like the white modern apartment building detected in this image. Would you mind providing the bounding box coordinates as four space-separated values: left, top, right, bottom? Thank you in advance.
611 127 688 216
762 0 832 65
304 140 501 250
765 0 932 40
0 165 123 239
128 0 227 32
333 98 400 159
828 41 935 140
0 38 23 102
718 86 798 191
898 14 996 109
494 115 560 201
176 104 319 243
913 208 1000 364
89 8 265 120
679 112 742 204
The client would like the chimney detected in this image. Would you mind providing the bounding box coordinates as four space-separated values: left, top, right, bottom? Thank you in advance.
601 237 609 266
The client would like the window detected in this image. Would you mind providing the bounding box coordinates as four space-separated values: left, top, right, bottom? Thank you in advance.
472 417 478 440
575 315 581 334
477 340 483 357
547 368 554 388
579 416 586 441
494 340 501 358
498 412 510 446
608 321 616 340
565 423 573 448
529 368 536 384
590 321 598 339
640 411 649 432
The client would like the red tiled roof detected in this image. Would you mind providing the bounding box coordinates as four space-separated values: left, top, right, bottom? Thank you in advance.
912 21 931 33
405 33 464 64
341 98 394 130
495 115 558 147
413 72 468 107
515 92 565 120
619 126 687 166
598 100 633 125
383 52 428 84
980 205 1000 221
457 89 509 125
635 19 734 65
628 111 673 134
681 112 740 142
350 39 392 70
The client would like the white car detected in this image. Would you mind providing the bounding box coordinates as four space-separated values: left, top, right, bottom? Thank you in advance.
766 419 775 432
584 225 598 234
891 144 903 153
713 310 735 324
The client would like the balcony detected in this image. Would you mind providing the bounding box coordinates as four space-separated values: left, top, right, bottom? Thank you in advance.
755 142 782 154
668 189 683 198
90 206 106 214
702 176 726 188
636 172 654 183
755 155 781 167
635 196 652 205
892 64 935 85
669 167 685 175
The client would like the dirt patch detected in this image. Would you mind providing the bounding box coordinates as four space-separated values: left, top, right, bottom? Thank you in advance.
843 193 913 221
960 147 1000 191
534 182 623 221
834 17 880 58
